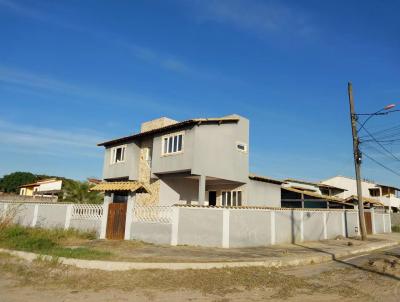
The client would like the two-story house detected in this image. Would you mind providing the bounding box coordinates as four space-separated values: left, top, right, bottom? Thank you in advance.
95 114 282 209
322 176 400 212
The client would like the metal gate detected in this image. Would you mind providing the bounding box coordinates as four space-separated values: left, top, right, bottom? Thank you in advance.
106 203 127 240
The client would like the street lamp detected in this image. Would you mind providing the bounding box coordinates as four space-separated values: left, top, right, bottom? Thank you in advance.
348 82 396 241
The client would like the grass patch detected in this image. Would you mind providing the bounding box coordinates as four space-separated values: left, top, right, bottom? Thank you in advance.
0 225 110 260
392 224 400 232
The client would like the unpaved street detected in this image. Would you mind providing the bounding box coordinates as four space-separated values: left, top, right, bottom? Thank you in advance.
1 246 399 302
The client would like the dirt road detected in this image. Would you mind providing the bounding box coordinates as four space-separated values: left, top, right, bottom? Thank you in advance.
1 246 399 302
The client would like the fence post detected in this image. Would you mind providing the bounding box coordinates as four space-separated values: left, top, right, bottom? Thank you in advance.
222 208 230 248
270 210 276 245
124 193 135 240
383 211 386 233
342 211 346 237
300 211 304 242
31 204 39 227
170 206 180 246
371 208 376 234
323 212 328 239
388 212 392 233
64 204 73 230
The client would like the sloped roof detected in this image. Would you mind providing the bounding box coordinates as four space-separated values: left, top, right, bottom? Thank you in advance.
90 181 150 193
284 178 347 191
98 117 240 147
249 174 283 185
344 195 384 206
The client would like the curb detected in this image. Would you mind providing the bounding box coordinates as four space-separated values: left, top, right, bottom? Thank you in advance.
0 241 398 271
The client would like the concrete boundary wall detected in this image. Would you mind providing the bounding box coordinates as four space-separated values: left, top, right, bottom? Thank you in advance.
0 202 392 248
169 206 391 248
0 202 102 235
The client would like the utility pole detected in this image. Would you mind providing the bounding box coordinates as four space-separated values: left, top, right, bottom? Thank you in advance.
348 82 367 240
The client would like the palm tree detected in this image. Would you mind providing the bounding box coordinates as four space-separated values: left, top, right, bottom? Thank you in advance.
61 180 103 204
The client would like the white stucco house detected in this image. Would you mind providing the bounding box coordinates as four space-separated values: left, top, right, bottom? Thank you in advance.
322 176 400 212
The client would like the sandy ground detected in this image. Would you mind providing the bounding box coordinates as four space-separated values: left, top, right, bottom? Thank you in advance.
72 234 394 262
1 245 399 302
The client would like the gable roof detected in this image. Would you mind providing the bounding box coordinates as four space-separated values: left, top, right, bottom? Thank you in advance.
97 117 240 147
284 178 346 191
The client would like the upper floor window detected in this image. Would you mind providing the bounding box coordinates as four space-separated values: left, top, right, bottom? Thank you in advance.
369 188 381 197
162 132 184 155
110 145 126 164
236 142 247 153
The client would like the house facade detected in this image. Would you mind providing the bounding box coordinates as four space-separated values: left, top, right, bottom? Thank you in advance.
322 176 400 212
96 114 282 209
19 178 62 199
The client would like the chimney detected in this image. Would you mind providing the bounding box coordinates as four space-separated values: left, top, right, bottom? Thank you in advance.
140 117 178 133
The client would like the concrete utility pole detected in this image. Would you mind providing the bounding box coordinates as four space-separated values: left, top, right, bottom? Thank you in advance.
348 82 367 240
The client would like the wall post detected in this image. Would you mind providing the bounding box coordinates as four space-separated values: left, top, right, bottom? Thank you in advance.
124 193 135 240
270 210 276 245
64 204 73 230
170 206 180 246
342 211 346 237
383 211 386 233
222 208 230 248
31 204 39 227
100 193 112 239
300 211 304 242
323 211 328 239
371 208 376 234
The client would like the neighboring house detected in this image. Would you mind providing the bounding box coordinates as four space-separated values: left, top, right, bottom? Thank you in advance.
322 176 400 212
281 178 353 209
95 115 282 207
19 178 62 199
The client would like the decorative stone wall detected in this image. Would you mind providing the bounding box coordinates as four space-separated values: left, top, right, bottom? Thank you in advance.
136 137 160 205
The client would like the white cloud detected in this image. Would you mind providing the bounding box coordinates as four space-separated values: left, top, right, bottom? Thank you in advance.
0 65 188 114
0 119 103 158
188 0 315 37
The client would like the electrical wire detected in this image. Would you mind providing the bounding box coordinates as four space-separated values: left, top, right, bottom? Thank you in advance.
362 152 400 177
359 124 400 162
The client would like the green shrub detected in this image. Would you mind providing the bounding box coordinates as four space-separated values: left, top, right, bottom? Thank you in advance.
0 225 109 259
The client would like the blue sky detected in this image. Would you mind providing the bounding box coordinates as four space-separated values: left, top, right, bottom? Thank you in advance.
0 0 399 185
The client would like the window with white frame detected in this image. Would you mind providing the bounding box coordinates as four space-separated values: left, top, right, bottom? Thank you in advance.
222 190 242 207
236 142 247 153
110 145 126 164
162 132 184 155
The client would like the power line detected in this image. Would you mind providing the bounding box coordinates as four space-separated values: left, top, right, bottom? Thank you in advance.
362 152 400 177
359 123 400 162
359 124 400 140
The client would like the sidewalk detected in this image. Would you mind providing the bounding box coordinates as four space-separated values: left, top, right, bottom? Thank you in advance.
1 233 399 271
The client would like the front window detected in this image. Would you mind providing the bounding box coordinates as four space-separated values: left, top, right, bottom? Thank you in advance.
222 190 242 207
162 132 184 155
110 145 126 164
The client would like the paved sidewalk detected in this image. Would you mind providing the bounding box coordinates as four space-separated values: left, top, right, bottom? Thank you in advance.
1 233 399 271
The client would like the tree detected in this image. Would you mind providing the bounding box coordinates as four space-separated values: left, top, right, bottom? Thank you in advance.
0 172 38 193
61 180 103 204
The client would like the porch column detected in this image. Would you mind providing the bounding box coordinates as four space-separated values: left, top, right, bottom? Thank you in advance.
198 174 206 205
